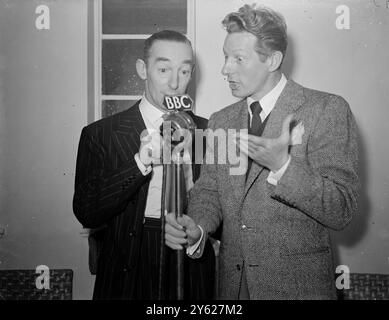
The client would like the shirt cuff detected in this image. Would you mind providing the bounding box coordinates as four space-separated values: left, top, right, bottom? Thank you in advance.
134 153 152 176
186 225 204 256
267 156 291 185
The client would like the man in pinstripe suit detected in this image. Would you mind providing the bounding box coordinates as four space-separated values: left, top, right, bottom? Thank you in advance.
73 30 215 300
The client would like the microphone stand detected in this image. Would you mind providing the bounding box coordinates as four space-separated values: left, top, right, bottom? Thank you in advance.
158 162 167 300
174 153 185 300
158 106 196 300
158 154 186 300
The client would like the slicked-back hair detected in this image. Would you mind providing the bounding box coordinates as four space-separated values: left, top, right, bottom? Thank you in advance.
222 4 288 62
143 30 192 63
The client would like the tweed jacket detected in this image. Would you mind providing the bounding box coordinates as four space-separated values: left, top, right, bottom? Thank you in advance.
188 79 360 299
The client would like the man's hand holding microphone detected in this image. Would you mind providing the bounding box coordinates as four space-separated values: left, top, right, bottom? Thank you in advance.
164 213 202 250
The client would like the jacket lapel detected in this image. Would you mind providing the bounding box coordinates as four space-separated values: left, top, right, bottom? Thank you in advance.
228 100 249 205
243 80 306 197
112 101 147 163
189 112 205 182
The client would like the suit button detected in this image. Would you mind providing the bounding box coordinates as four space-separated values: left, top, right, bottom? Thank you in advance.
129 232 134 237
123 268 128 272
236 264 241 271
241 224 247 230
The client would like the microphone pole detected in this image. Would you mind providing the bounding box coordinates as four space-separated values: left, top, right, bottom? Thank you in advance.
174 152 185 300
158 95 196 300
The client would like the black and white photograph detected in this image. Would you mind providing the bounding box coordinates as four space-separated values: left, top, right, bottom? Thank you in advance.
0 0 388 308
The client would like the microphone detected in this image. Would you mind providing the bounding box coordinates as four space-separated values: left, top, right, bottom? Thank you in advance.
158 94 196 300
161 95 196 147
163 94 193 111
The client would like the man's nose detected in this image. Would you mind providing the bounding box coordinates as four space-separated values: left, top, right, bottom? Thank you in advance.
221 59 232 76
168 72 179 90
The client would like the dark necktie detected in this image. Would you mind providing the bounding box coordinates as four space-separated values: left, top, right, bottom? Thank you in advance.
248 101 263 135
246 101 263 178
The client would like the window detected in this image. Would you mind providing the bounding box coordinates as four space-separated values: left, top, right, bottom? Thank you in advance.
90 0 194 122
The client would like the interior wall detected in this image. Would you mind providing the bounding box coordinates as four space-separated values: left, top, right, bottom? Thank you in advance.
0 0 94 299
194 0 389 274
0 0 388 301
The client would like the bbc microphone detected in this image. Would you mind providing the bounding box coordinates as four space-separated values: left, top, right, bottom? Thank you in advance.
158 94 196 300
163 94 193 111
161 94 196 144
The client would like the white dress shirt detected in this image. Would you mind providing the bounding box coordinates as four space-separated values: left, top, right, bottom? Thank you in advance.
135 97 165 218
247 73 290 185
134 96 195 218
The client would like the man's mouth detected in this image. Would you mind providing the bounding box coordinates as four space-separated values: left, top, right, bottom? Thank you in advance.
228 81 239 90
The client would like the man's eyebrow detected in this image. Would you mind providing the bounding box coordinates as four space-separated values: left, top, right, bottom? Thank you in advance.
182 59 194 65
154 57 193 65
155 57 170 63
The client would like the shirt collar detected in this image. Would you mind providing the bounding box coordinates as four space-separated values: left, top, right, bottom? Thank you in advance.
139 95 165 129
247 73 287 119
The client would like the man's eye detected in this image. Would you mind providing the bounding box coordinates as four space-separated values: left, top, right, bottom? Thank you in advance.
159 68 167 73
181 69 191 76
237 57 244 63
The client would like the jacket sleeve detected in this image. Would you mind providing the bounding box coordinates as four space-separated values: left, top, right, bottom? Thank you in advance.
188 114 223 246
270 95 360 230
73 127 150 228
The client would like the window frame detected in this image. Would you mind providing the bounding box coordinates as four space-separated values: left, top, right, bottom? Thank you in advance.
89 0 196 123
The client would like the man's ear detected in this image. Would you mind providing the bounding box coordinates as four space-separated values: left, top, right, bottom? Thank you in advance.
136 59 147 80
268 51 283 72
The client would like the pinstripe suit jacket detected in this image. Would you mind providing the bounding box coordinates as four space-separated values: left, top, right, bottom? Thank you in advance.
73 101 214 299
188 80 360 299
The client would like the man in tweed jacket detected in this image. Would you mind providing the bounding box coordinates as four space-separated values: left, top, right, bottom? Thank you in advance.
165 5 360 299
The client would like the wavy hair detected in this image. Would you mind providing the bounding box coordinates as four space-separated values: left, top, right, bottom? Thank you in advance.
222 4 287 62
